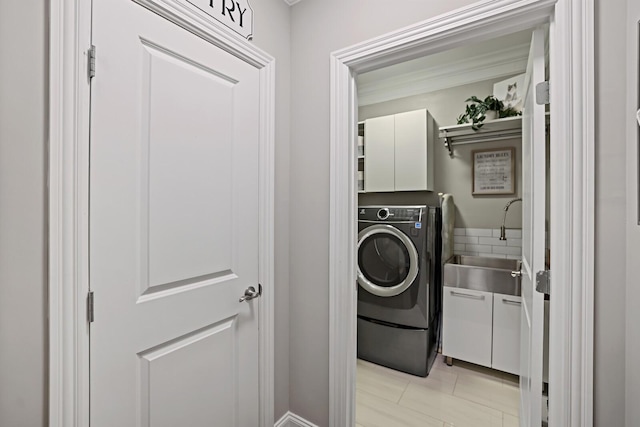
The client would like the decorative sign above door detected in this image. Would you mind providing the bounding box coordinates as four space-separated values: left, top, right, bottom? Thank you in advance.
186 0 254 39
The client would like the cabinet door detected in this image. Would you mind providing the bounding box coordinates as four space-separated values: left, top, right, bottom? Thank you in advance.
364 115 395 192
492 294 522 375
443 287 493 367
394 109 428 191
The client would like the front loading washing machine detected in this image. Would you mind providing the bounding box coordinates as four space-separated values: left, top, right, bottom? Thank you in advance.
357 205 441 377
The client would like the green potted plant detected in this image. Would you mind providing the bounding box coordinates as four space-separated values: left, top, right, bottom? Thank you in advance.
457 95 521 130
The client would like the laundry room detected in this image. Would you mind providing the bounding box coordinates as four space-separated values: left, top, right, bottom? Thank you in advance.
354 28 550 427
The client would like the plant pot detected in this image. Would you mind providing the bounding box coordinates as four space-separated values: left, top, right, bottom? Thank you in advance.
483 110 499 121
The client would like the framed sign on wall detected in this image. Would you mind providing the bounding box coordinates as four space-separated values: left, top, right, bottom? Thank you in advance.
472 147 515 195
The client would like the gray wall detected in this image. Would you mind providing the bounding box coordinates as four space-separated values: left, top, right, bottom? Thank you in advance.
358 78 523 229
249 1 292 421
626 0 640 424
594 0 629 424
290 0 630 425
0 1 48 426
0 0 291 425
289 1 478 425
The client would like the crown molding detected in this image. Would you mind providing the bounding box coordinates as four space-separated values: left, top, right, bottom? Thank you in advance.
357 42 529 106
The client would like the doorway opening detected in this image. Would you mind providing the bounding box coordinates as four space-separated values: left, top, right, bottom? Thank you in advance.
328 1 594 426
353 27 549 426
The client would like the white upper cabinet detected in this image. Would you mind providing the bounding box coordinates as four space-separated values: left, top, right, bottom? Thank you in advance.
394 109 431 191
364 114 395 192
364 109 435 192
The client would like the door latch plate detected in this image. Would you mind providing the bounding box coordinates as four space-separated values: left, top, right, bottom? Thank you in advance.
536 270 551 295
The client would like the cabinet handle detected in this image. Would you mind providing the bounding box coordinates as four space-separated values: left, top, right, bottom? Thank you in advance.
502 298 521 306
450 290 485 300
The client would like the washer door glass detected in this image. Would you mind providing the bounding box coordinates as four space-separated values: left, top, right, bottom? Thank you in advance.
357 224 419 297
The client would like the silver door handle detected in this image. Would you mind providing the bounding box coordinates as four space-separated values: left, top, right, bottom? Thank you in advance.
511 270 522 278
239 285 261 303
450 290 485 300
502 298 522 306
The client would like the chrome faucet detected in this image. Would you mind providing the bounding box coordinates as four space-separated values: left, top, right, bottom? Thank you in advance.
499 198 522 241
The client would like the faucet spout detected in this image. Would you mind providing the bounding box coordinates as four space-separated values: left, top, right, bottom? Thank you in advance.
499 198 522 240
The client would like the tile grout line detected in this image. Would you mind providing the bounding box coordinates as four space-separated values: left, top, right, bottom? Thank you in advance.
452 368 459 396
448 366 520 417
357 358 520 425
453 388 520 418
396 379 410 404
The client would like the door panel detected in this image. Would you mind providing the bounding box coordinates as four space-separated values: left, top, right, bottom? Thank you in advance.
90 0 260 425
141 39 236 290
519 27 546 427
139 318 237 427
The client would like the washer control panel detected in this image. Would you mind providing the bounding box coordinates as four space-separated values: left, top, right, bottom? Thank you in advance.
376 208 390 220
359 206 425 222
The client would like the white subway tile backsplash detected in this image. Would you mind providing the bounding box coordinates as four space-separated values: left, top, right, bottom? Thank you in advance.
492 228 523 238
479 237 506 246
452 228 523 259
465 228 493 237
479 252 507 259
454 236 479 245
505 229 522 238
506 238 522 247
465 244 493 253
492 246 522 256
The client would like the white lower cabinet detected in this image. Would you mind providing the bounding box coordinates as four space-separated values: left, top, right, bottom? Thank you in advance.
442 288 493 368
491 293 522 375
443 288 523 375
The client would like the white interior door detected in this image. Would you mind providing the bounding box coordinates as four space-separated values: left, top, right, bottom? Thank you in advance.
89 0 261 425
519 27 547 427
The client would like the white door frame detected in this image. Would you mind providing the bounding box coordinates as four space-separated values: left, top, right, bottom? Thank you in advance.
48 1 276 426
329 0 594 426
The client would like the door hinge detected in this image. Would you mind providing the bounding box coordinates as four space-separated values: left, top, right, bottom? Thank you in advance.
88 45 96 79
87 291 95 323
536 270 551 296
536 81 550 105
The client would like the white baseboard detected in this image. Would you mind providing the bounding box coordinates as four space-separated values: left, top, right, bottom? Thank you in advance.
274 411 319 427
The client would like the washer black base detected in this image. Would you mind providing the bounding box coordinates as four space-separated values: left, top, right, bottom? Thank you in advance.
357 316 437 377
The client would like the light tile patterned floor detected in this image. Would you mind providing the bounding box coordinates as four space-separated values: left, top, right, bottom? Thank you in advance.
356 356 520 427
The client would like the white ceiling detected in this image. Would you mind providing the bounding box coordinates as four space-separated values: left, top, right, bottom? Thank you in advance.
356 30 533 106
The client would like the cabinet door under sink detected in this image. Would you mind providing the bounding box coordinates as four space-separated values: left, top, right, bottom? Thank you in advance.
492 293 522 375
442 287 493 367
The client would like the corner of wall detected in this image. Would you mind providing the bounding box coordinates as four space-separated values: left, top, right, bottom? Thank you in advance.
626 1 640 425
274 412 320 427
